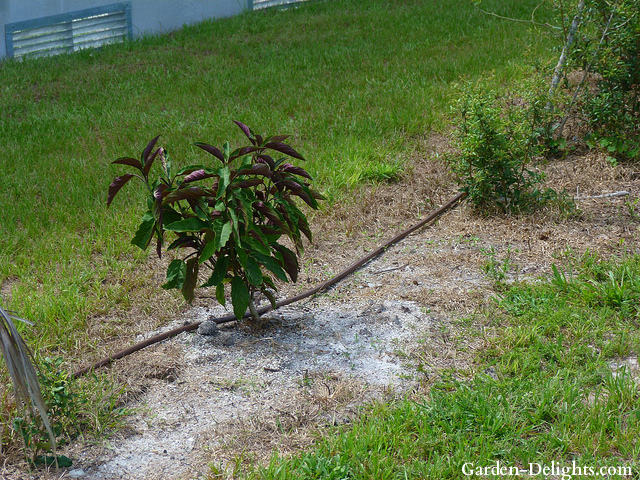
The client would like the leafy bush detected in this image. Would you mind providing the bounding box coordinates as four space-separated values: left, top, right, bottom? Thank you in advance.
566 0 639 160
448 86 559 214
109 121 322 322
9 356 124 465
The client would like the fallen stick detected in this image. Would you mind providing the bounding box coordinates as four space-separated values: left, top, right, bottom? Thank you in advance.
372 264 409 275
73 192 467 378
574 191 630 200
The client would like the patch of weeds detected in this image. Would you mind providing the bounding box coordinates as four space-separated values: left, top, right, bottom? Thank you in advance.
350 162 403 185
456 234 480 247
480 246 516 289
624 197 640 221
11 357 126 464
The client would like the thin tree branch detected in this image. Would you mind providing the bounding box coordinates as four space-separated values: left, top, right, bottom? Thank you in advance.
556 11 615 137
548 0 586 102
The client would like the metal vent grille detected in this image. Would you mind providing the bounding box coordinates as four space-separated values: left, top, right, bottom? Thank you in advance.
5 3 132 59
252 0 310 10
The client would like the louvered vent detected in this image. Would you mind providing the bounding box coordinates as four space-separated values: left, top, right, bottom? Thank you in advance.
5 3 131 59
252 0 310 10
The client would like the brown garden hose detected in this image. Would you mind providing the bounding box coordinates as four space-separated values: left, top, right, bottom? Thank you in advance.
73 191 466 378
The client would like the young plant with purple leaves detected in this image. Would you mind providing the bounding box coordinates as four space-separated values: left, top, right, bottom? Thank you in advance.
108 122 322 322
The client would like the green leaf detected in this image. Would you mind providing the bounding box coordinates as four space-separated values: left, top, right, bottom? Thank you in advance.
245 259 263 286
199 239 217 264
165 217 209 233
244 235 270 257
216 283 226 306
262 274 276 290
216 166 231 200
131 211 156 250
192 197 210 221
162 207 182 226
218 221 233 251
253 253 288 282
231 277 250 320
182 258 199 303
202 256 229 287
163 259 186 290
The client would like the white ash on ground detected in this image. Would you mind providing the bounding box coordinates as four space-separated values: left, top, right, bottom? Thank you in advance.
66 298 432 480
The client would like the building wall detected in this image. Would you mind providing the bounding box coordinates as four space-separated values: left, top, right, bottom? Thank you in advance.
0 0 249 59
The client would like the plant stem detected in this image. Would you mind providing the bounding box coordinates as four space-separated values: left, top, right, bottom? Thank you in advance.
248 295 261 323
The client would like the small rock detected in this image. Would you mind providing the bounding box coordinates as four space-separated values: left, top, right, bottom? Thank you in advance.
68 469 86 478
219 332 236 347
197 320 219 336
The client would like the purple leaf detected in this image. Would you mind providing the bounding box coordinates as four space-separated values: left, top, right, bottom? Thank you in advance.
280 163 312 179
154 184 170 202
107 174 135 206
143 147 163 176
254 202 287 230
298 215 312 242
195 142 225 163
230 146 261 160
273 244 299 282
141 135 160 165
232 178 263 189
163 186 209 203
183 169 216 183
112 157 143 171
256 155 275 168
291 189 315 208
238 163 272 178
265 142 305 160
280 179 304 193
233 120 255 145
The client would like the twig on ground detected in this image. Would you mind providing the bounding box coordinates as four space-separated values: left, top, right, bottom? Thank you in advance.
574 191 630 200
372 264 409 275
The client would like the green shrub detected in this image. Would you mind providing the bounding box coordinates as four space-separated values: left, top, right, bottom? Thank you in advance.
448 86 558 214
109 121 322 322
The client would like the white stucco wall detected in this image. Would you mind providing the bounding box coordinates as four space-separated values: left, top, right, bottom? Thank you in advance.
0 0 249 59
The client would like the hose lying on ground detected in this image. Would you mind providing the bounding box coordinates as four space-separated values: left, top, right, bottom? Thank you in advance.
73 191 467 378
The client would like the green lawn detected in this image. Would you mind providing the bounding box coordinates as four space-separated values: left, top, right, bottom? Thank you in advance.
245 255 640 479
0 0 554 355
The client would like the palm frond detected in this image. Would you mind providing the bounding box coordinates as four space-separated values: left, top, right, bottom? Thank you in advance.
0 304 56 455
